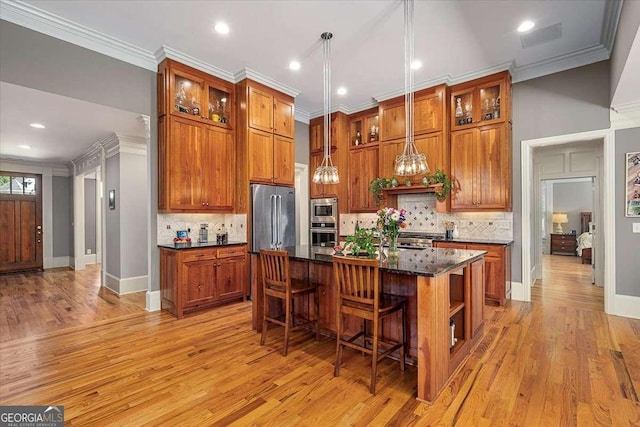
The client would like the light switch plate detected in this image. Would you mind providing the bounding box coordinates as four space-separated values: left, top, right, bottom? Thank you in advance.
633 223 640 233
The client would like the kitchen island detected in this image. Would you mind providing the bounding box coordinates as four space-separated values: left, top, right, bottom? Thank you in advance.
250 246 486 403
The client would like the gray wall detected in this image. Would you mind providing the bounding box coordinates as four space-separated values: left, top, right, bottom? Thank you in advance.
84 178 96 254
120 152 148 278
615 127 640 297
610 0 640 101
52 176 72 258
512 60 611 282
105 154 120 279
295 120 310 165
553 181 593 234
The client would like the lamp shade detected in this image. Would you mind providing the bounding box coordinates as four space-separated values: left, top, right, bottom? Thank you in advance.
552 213 568 224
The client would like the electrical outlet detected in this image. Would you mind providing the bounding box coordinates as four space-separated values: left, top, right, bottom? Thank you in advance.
86 249 92 254
166 225 171 229
633 223 640 233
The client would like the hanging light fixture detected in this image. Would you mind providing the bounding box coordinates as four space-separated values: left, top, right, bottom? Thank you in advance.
394 0 429 177
312 32 340 185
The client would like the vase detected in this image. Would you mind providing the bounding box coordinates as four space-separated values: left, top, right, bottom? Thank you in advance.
388 233 399 259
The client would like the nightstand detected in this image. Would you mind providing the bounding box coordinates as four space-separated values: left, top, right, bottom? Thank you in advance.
550 233 577 256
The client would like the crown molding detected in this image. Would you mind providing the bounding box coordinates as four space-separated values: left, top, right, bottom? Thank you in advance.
0 0 157 71
610 101 640 130
155 45 235 83
601 0 624 53
0 157 70 176
234 68 301 97
512 44 609 83
295 110 310 124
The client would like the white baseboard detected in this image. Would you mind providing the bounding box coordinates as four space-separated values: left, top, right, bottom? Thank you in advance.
146 290 161 312
69 257 75 269
614 294 640 319
120 275 148 294
104 272 120 294
84 254 97 264
50 256 71 268
511 281 526 302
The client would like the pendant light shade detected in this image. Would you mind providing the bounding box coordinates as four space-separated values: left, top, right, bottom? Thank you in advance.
312 32 340 185
394 0 429 177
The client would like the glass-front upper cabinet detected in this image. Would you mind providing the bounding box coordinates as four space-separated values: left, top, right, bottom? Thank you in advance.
450 75 507 130
161 59 234 129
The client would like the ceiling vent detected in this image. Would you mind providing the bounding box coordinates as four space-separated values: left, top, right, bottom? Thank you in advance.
521 23 562 49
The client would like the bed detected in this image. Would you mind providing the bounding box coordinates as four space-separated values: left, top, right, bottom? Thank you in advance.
576 212 592 264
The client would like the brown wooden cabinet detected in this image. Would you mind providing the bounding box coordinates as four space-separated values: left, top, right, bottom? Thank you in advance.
450 124 510 211
348 145 379 212
449 71 511 212
157 60 235 213
550 233 577 256
308 112 349 208
434 241 511 306
237 79 295 191
379 132 447 179
160 244 247 318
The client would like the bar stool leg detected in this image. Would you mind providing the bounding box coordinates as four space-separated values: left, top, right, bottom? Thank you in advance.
314 289 320 341
283 294 291 356
260 292 269 346
370 316 379 395
400 304 406 371
334 311 343 377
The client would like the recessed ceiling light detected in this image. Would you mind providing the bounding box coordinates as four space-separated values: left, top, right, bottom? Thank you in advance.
517 20 535 33
214 22 230 35
336 87 347 96
411 60 422 70
289 60 301 71
18 144 32 150
29 123 45 129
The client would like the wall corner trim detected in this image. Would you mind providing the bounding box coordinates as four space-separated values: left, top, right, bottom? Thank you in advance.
510 281 525 301
146 290 161 312
614 294 640 319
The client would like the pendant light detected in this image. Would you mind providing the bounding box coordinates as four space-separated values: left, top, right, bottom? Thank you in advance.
394 0 429 177
312 32 340 185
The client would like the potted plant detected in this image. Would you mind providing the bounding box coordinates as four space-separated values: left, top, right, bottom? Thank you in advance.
344 226 377 258
368 177 391 207
423 169 454 201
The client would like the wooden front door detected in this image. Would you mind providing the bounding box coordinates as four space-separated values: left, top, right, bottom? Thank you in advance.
0 172 43 272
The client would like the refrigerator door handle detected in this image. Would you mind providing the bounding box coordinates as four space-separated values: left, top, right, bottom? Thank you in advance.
276 195 283 248
270 194 277 249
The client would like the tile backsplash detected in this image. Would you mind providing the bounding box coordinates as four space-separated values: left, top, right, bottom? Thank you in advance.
339 194 512 240
157 213 247 244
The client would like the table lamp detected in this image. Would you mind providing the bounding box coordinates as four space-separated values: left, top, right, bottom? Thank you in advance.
552 213 568 233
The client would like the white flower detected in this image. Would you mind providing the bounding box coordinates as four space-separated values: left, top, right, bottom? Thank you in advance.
391 212 400 222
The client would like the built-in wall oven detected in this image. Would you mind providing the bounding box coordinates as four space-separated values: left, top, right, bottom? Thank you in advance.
310 198 338 247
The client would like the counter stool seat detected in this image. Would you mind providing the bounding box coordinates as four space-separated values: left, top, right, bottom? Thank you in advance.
260 249 319 356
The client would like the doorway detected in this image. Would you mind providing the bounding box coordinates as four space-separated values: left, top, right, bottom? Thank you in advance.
0 172 43 272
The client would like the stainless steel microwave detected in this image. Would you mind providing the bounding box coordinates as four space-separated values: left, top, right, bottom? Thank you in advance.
310 198 338 223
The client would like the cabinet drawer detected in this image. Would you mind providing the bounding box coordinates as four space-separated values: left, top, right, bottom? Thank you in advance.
218 246 246 258
553 235 574 242
182 249 217 262
466 243 502 258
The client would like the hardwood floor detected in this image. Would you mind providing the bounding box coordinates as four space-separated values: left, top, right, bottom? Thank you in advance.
1 260 638 425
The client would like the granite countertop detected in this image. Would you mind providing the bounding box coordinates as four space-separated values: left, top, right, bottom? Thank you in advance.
438 238 514 246
158 241 247 250
256 245 486 278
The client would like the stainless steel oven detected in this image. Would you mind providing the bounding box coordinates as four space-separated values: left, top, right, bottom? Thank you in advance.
310 227 338 247
310 198 338 224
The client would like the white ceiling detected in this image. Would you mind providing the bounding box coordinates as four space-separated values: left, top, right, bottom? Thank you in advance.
0 0 632 164
0 82 145 163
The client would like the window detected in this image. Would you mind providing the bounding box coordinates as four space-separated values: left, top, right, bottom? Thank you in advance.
0 174 37 195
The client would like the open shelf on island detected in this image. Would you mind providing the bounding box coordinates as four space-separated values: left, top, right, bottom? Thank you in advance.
449 300 464 317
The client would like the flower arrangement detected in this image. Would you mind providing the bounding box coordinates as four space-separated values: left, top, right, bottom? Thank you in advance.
377 207 408 241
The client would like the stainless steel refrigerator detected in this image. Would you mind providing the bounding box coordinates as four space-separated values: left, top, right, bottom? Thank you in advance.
251 184 296 251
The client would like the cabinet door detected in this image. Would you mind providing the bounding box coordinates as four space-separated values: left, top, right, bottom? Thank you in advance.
415 132 445 174
168 117 205 210
477 125 509 209
469 258 485 339
379 139 403 179
450 129 477 210
248 86 273 132
414 92 443 134
309 151 325 198
467 243 504 304
274 96 295 138
248 128 274 183
450 87 475 130
216 256 246 301
170 68 205 120
203 126 234 210
310 121 323 152
182 259 217 307
349 146 378 212
380 101 405 141
273 135 295 186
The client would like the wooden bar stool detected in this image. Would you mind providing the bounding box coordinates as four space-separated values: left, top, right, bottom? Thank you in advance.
333 255 406 394
259 249 319 356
